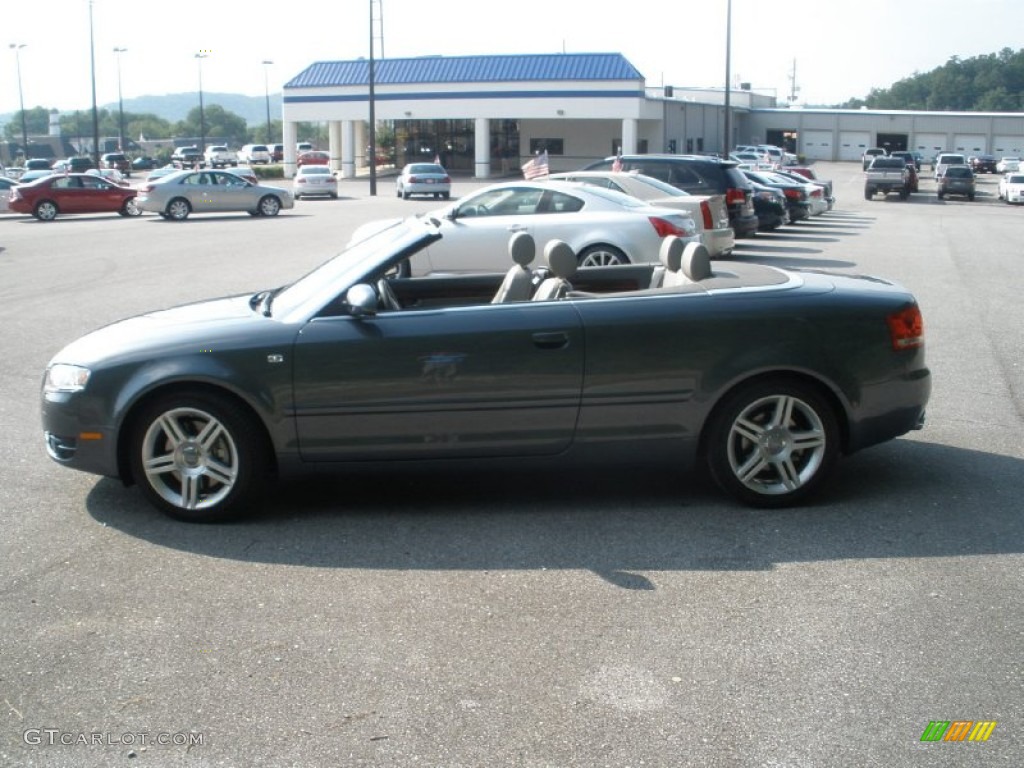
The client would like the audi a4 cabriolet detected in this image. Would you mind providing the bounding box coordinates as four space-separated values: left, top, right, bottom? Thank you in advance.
41 220 930 521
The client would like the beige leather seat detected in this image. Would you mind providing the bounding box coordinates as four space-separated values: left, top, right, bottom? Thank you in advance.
492 232 537 303
531 240 577 301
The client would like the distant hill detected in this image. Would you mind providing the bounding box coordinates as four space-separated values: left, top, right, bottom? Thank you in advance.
1 92 283 127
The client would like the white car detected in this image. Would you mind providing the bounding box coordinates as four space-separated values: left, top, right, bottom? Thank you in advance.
998 173 1024 204
396 163 451 200
293 165 338 199
996 157 1021 173
0 176 17 213
547 170 734 258
352 180 699 276
239 144 272 165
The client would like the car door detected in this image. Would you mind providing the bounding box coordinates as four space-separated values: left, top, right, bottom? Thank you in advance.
179 172 220 213
291 299 584 461
78 175 120 212
49 176 83 213
210 171 253 210
424 186 542 273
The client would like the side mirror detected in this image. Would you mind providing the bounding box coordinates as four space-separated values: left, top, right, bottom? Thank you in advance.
346 284 378 317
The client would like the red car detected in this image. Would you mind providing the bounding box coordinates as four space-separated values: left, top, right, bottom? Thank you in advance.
9 173 140 221
296 150 330 167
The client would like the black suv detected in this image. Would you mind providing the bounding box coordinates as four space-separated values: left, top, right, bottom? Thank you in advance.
582 154 758 237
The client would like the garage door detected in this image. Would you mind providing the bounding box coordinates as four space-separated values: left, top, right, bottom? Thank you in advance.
992 136 1024 157
953 134 987 154
838 131 870 162
913 133 947 156
800 130 833 161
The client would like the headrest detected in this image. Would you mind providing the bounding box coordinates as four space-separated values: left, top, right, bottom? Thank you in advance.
682 242 712 281
544 240 577 279
508 232 535 268
659 236 684 272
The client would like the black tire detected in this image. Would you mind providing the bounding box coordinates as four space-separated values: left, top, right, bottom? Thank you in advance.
968 193 975 201
864 188 873 200
34 200 59 221
166 198 191 221
258 195 281 216
705 378 840 508
402 189 410 200
937 191 945 199
577 244 628 267
128 390 269 523
442 192 450 200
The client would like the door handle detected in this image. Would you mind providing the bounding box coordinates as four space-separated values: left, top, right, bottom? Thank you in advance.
532 331 569 349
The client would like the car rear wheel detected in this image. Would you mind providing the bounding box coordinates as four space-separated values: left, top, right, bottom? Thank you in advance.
167 198 191 220
578 244 628 267
705 378 839 508
34 200 59 221
129 391 269 523
258 195 281 216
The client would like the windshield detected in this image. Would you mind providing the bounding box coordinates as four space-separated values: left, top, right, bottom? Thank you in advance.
271 218 438 321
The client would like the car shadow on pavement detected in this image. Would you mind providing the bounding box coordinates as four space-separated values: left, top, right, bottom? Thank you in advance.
85 440 1024 589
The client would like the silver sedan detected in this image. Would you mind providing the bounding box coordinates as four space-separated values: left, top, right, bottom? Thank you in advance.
136 169 294 220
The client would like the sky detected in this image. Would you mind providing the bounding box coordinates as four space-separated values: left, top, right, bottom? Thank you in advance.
3 0 1024 118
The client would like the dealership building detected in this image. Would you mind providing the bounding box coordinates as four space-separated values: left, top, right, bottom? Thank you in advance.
280 52 1024 178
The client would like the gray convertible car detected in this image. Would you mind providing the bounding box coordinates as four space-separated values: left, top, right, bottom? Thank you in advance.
41 221 930 522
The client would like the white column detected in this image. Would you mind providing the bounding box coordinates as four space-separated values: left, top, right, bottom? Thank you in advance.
354 121 367 173
341 120 356 178
474 117 490 179
621 118 638 154
283 121 298 178
328 121 342 172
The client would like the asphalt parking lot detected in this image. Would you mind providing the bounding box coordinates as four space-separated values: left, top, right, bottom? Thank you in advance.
1 162 1022 767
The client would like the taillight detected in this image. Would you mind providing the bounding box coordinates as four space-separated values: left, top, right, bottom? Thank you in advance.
408 175 419 183
699 200 713 230
782 188 802 200
297 177 307 184
649 216 694 238
810 188 823 198
725 188 747 205
887 305 924 350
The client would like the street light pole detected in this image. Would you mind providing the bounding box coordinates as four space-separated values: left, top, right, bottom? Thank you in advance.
195 52 208 154
368 0 377 196
9 43 28 156
261 60 273 143
89 0 100 164
114 47 127 151
723 0 732 155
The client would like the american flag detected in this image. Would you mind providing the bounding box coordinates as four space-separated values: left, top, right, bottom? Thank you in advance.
522 150 549 180
612 153 623 172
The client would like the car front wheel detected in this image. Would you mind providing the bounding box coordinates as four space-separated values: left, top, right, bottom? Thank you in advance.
705 378 839 508
34 200 59 221
129 391 269 522
121 198 141 217
258 195 281 216
578 244 628 267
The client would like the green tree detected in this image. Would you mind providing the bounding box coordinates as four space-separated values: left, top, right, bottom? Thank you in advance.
3 106 50 140
174 104 248 146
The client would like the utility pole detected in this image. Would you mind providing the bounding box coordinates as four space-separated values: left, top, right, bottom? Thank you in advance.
788 59 801 103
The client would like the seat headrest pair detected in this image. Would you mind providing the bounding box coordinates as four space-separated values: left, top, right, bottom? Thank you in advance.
660 236 711 281
507 232 576 278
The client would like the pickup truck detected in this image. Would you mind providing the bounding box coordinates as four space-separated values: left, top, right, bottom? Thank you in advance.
864 157 910 200
171 146 203 168
203 145 238 169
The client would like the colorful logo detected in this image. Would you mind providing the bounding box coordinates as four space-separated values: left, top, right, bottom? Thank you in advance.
920 721 997 742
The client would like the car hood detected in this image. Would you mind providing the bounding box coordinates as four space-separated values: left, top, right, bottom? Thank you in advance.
48 294 283 368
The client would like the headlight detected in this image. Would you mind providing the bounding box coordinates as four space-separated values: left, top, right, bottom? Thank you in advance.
44 364 91 394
